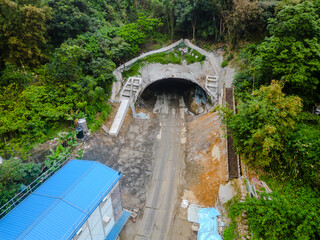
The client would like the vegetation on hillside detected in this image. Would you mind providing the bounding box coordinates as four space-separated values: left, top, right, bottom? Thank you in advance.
218 1 320 239
1 1 320 237
0 1 162 159
0 0 163 206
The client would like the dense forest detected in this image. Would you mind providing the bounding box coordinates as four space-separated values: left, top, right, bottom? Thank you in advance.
1 0 320 238
217 1 320 239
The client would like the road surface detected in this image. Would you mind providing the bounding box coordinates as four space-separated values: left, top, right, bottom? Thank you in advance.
134 94 185 240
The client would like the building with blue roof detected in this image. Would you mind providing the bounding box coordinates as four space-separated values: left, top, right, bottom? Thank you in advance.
0 160 130 240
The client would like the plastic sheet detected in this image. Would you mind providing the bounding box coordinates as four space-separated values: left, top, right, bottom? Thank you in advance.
197 208 222 240
130 103 149 119
195 87 207 104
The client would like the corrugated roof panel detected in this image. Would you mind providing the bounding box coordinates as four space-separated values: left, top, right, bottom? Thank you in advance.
0 160 121 240
23 201 87 240
64 164 120 213
0 195 57 240
35 160 96 198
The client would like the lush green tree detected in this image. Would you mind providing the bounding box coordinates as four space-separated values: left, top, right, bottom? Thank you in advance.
257 0 320 105
0 84 72 146
47 0 100 46
46 43 88 83
87 0 127 23
0 158 41 207
175 0 216 41
219 81 302 172
73 27 130 65
150 0 175 39
287 122 320 186
117 14 162 55
0 0 51 67
0 63 35 88
0 158 23 207
225 0 266 47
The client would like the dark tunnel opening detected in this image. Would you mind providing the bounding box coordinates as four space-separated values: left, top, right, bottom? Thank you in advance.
138 78 209 114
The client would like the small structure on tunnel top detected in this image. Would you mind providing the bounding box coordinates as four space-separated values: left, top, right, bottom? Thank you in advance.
0 160 130 240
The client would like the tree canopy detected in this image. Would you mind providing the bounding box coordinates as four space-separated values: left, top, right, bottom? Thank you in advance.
0 0 51 67
220 81 302 171
234 0 320 107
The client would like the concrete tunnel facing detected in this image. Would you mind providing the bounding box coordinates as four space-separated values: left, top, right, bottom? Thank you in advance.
138 78 211 115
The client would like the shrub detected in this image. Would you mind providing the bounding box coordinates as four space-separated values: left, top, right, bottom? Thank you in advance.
221 60 228 68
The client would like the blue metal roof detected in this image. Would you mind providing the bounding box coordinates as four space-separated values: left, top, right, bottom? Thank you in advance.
0 160 121 240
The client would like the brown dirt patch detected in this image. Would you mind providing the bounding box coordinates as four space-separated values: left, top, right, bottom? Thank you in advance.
193 136 227 206
185 112 227 207
170 112 227 239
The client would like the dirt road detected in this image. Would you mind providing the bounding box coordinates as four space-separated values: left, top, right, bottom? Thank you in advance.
133 94 185 240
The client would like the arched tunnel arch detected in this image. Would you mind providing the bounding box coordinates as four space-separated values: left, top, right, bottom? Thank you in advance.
138 78 211 115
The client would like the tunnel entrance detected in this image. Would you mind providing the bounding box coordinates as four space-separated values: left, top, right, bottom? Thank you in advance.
138 78 210 115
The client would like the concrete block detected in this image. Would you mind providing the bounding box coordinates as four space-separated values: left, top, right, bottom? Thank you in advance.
109 99 130 136
218 182 236 204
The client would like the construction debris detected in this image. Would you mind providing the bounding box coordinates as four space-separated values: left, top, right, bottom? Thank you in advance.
102 124 109 134
181 199 189 209
130 103 149 119
187 204 203 223
197 207 222 240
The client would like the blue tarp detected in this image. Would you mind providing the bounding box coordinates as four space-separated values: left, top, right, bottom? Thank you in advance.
197 208 222 240
195 87 207 104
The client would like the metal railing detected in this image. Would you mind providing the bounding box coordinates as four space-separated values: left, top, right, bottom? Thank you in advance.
0 154 71 218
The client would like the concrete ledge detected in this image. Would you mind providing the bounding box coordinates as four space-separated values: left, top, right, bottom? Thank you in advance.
109 99 130 136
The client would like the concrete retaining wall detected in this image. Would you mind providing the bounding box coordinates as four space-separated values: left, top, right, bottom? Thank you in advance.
109 99 130 136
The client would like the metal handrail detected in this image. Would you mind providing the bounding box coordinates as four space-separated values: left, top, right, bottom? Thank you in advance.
0 154 71 218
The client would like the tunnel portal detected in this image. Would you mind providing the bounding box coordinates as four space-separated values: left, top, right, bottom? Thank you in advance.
138 78 209 115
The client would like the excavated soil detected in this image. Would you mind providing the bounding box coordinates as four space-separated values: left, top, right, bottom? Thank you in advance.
170 111 227 239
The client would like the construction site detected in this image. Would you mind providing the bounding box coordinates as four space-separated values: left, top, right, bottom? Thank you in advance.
0 40 242 240
80 40 240 239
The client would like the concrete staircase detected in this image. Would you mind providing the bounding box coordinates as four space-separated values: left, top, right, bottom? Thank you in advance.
120 77 142 101
205 75 219 96
109 77 142 136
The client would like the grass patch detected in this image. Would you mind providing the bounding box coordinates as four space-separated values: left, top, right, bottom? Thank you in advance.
221 60 229 68
144 51 182 65
121 49 206 79
87 103 112 132
185 49 206 64
223 197 242 240
223 221 238 240
122 62 144 79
